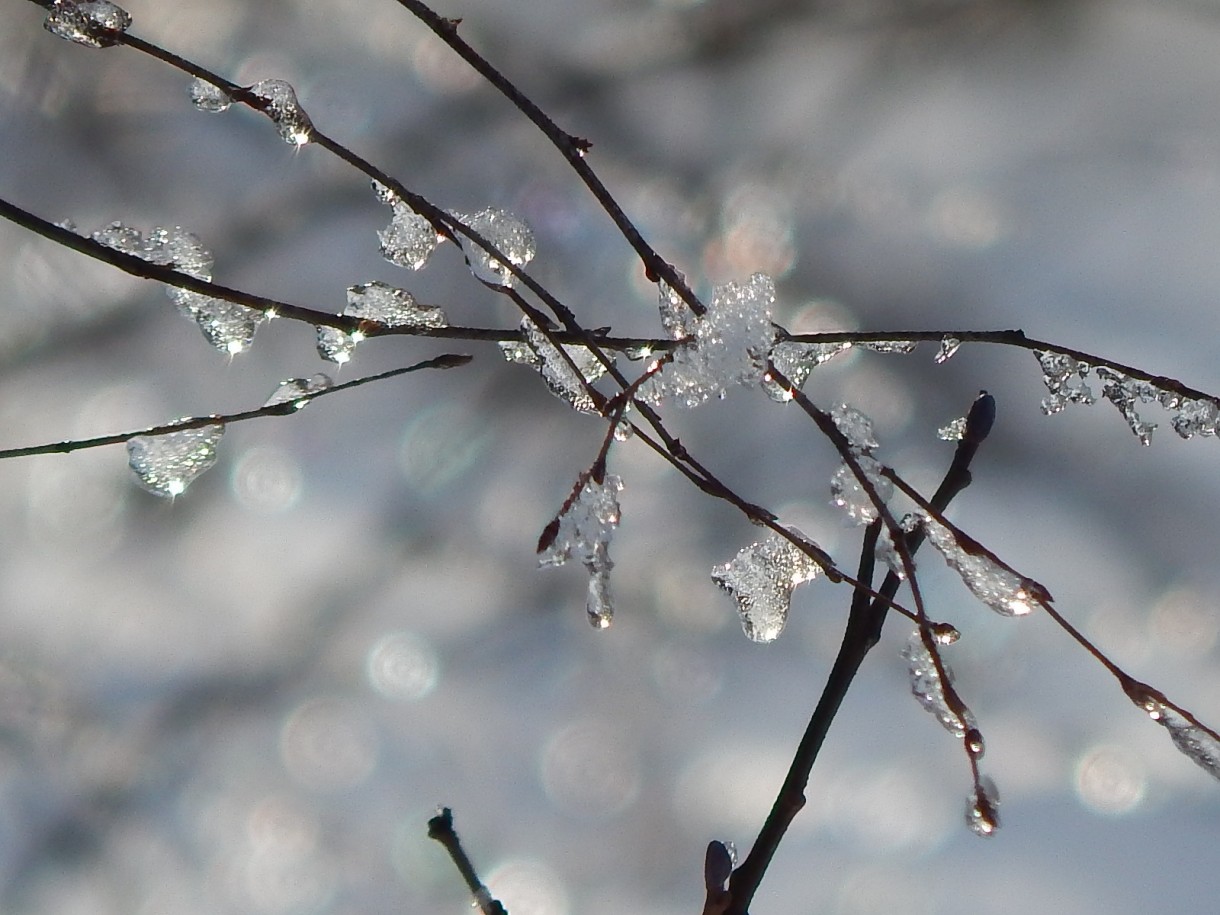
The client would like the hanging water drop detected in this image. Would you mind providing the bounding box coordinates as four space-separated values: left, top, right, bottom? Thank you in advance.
966 777 1000 838
539 474 623 629
126 423 224 498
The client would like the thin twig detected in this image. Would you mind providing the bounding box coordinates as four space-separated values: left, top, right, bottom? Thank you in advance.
427 808 508 915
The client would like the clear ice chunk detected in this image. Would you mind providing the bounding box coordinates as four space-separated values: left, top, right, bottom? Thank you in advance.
1096 366 1158 445
1170 397 1220 439
189 77 231 113
497 317 609 413
539 474 623 629
317 282 448 365
379 202 441 270
169 289 263 355
761 339 851 402
966 777 1000 838
249 78 312 146
1036 350 1095 415
921 515 1034 616
830 456 893 525
657 279 699 341
934 336 961 364
902 630 974 738
45 0 131 48
126 423 224 498
831 403 879 453
711 531 821 643
264 374 333 411
937 417 968 441
1128 687 1220 782
861 339 917 355
456 208 536 287
641 273 777 409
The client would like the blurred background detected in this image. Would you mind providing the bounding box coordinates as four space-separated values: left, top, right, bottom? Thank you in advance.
2 0 1220 912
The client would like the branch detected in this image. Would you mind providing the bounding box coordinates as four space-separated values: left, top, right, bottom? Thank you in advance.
427 808 508 915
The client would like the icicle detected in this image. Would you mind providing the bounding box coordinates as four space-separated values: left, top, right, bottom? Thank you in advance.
189 77 231 113
249 78 312 146
44 0 131 48
1128 686 1220 782
1036 350 1094 415
641 273 777 408
966 777 1000 837
861 340 917 355
264 374 333 411
711 531 821 643
902 630 974 738
1096 367 1158 445
539 474 623 629
921 515 1034 617
497 317 609 413
934 336 961 364
317 282 448 365
126 424 224 498
762 340 852 402
456 208 536 287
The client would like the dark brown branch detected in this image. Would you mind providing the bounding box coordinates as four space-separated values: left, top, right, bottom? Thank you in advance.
427 808 508 915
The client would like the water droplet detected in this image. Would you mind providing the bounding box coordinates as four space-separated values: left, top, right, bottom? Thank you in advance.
934 336 961 364
189 77 231 113
170 288 263 354
966 777 1000 838
264 374 333 411
457 208 536 287
964 728 986 759
126 423 224 497
44 0 131 48
642 273 776 408
711 531 821 642
249 78 312 146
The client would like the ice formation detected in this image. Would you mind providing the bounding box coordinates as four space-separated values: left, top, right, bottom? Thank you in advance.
249 78 312 146
498 318 609 413
711 531 821 642
921 515 1034 617
126 424 224 498
538 474 623 629
44 0 131 48
966 777 1000 838
828 403 892 525
902 630 973 738
189 77 231 113
640 273 776 408
761 339 852 402
91 222 264 354
264 374 333 411
1130 689 1220 782
316 282 448 365
455 208 536 287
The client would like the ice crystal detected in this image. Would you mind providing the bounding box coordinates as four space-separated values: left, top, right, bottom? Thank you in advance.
937 416 968 441
91 222 263 354
317 282 448 365
862 339 918 355
830 457 893 525
264 374 333 411
934 336 962 364
1096 367 1158 445
711 531 821 643
831 403 878 453
657 279 699 341
1129 688 1220 782
249 78 312 146
966 777 1000 838
498 318 609 413
539 474 623 629
189 77 231 113
641 273 777 408
456 208 536 287
44 0 131 48
921 515 1034 616
1170 397 1220 439
902 630 974 738
373 183 443 270
1037 350 1095 415
761 340 852 402
126 424 224 498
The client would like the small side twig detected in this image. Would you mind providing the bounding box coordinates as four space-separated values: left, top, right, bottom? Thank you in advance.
427 808 508 915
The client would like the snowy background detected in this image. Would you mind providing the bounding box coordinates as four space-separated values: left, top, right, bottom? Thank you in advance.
2 0 1220 912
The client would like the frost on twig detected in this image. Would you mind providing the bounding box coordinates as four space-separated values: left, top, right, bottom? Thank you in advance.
126 424 224 498
499 317 609 413
711 531 822 642
640 273 776 408
538 473 623 629
91 222 264 354
1036 350 1095 415
316 282 448 365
